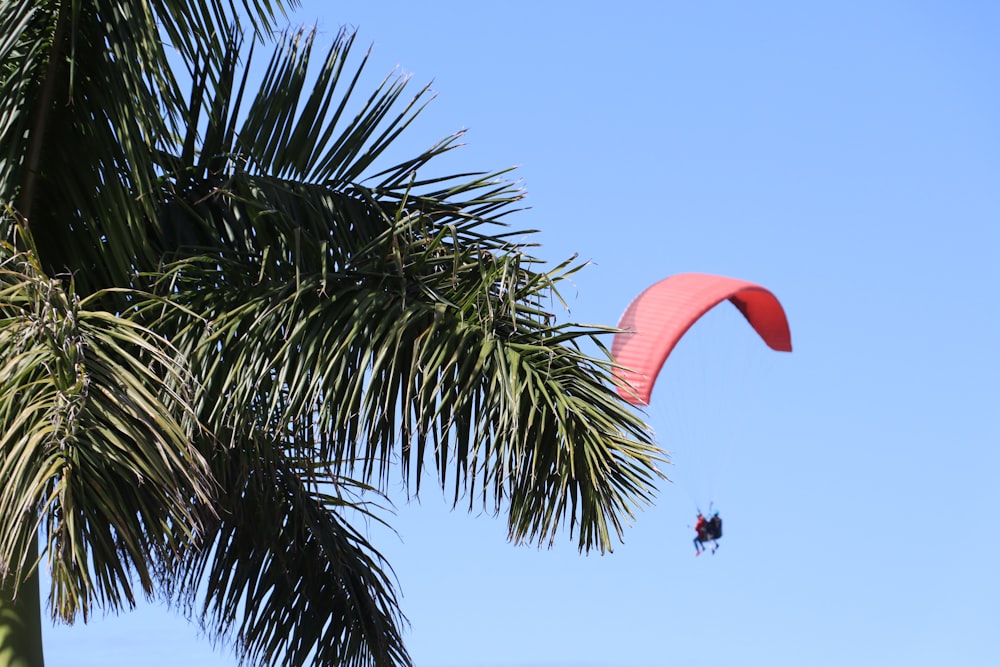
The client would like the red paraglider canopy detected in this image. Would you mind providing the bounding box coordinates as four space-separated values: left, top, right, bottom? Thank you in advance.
612 273 792 405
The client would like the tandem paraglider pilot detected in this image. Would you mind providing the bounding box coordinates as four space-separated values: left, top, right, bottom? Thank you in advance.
693 511 722 556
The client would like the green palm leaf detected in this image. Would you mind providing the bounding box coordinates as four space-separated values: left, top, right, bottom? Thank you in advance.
149 25 663 554
0 222 214 622
176 444 408 667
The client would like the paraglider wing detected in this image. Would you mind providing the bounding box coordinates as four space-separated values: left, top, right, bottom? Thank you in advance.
611 273 791 405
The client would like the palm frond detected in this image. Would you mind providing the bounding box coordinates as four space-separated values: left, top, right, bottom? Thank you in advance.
174 440 408 667
151 205 661 555
146 24 663 557
0 222 214 621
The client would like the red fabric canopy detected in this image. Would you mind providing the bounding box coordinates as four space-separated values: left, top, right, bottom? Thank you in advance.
612 273 792 406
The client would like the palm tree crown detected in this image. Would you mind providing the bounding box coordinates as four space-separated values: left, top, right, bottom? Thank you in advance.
0 2 663 665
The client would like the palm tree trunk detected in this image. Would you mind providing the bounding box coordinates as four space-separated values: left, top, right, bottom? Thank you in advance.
0 538 45 667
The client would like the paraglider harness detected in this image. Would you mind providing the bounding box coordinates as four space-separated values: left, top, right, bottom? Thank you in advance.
693 509 722 556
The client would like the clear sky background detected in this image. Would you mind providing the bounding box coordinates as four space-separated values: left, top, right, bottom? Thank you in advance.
43 1 999 666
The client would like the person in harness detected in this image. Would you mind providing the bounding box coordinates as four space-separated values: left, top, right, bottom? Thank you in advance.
693 513 709 555
693 510 723 556
705 511 722 553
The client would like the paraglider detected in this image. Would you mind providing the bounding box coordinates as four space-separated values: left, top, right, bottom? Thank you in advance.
611 272 792 406
610 273 790 555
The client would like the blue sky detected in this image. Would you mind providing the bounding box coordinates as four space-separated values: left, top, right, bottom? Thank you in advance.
43 1 1000 666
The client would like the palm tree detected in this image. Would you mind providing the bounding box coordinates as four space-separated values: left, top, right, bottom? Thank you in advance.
0 1 663 666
